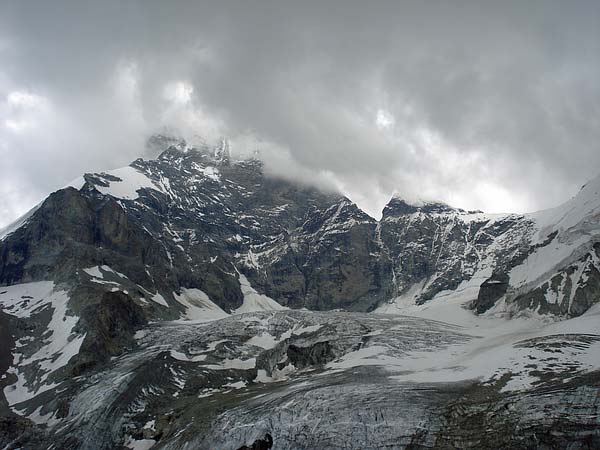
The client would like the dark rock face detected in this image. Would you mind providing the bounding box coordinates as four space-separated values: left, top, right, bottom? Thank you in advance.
0 188 166 298
0 311 16 407
474 273 510 314
570 252 600 316
237 433 273 450
286 341 335 369
70 291 147 376
0 188 94 285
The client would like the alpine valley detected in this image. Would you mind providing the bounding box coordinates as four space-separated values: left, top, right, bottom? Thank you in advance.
1 136 599 449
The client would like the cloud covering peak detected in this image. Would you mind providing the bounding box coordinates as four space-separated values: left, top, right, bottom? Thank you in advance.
1 1 599 225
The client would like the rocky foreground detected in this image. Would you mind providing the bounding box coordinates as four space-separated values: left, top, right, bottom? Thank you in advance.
1 300 599 449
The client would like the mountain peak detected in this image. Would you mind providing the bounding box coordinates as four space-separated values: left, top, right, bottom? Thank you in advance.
146 133 187 153
382 196 479 217
153 136 242 169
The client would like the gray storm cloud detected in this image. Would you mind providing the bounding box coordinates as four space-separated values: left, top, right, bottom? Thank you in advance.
1 0 599 227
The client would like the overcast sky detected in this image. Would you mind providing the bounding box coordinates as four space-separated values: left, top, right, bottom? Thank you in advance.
1 1 599 226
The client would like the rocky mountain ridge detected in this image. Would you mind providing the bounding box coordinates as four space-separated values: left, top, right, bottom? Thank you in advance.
0 137 599 449
2 139 599 320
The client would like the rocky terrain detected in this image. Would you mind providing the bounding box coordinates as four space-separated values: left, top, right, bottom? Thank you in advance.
0 136 599 449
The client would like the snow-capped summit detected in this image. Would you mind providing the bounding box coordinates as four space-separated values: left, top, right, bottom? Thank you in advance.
383 195 484 217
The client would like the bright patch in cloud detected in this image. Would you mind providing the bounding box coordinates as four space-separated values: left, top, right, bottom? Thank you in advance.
8 91 46 108
4 119 29 132
472 181 528 214
3 90 50 134
375 109 395 130
164 81 194 104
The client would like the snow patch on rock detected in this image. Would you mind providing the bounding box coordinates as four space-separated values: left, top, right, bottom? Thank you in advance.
234 274 288 314
95 166 163 200
173 288 228 322
0 282 84 406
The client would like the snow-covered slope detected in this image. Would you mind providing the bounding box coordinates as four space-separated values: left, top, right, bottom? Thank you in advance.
502 175 600 316
0 282 84 406
173 288 228 322
91 166 165 200
379 175 600 319
8 306 598 449
234 273 288 314
530 174 600 241
0 202 42 242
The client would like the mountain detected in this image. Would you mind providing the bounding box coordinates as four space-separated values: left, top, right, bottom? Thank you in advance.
379 175 600 317
1 144 390 314
3 141 599 319
0 138 599 449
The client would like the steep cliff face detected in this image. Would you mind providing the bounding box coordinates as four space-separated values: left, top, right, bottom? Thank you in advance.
378 198 532 304
379 175 600 319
